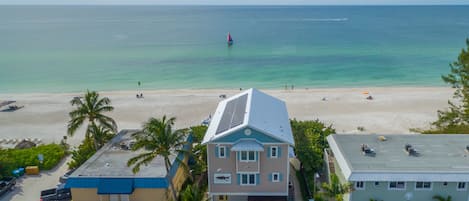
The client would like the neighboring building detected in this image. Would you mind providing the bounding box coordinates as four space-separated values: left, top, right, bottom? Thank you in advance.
202 88 295 201
65 129 189 201
326 134 469 201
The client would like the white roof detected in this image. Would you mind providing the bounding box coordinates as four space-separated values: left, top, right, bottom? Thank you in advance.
328 134 469 182
202 88 294 145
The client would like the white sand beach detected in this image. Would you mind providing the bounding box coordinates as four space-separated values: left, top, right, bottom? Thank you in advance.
0 87 455 201
0 87 454 147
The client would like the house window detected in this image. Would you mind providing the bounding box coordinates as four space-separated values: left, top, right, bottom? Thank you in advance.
389 181 406 190
271 146 278 158
240 173 256 185
443 182 448 186
272 172 280 182
219 146 226 158
375 182 379 186
457 182 467 191
355 181 365 190
240 151 256 162
218 195 228 201
415 182 431 190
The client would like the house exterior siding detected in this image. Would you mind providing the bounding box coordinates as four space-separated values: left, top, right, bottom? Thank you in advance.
207 141 289 194
327 134 469 201
349 181 468 201
203 89 294 200
71 188 168 201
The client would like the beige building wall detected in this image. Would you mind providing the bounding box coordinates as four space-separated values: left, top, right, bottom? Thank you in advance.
208 143 289 194
71 188 167 201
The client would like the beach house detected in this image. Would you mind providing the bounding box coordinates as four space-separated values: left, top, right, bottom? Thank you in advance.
202 88 295 201
65 129 190 201
326 134 469 201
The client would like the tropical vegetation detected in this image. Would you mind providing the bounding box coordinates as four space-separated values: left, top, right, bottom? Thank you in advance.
290 119 335 197
67 90 117 150
180 184 205 201
67 137 97 169
321 174 352 201
419 39 469 134
127 115 189 201
433 195 452 201
0 144 66 176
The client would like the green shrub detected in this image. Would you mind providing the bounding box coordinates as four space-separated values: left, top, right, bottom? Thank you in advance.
68 138 96 170
290 119 335 195
0 144 66 176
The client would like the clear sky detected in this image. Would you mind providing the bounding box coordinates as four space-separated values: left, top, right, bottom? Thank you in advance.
1 0 468 5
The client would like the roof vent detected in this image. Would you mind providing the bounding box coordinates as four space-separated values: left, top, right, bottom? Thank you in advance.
378 136 387 141
405 144 419 156
360 144 375 156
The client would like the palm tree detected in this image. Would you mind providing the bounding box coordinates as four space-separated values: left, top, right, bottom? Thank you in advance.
87 123 115 150
180 184 205 201
67 90 117 147
321 174 352 201
433 195 452 201
127 115 188 201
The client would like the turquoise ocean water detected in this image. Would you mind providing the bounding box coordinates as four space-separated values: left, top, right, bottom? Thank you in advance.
0 6 468 93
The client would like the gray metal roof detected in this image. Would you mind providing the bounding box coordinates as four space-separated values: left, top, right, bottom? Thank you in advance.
216 94 248 135
202 88 294 145
328 134 469 181
71 129 176 178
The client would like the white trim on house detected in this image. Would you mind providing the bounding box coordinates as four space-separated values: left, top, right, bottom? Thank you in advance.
327 135 352 180
349 172 469 182
210 192 288 196
457 182 468 191
354 181 365 190
239 173 257 186
272 172 280 182
414 181 432 191
219 146 226 158
271 146 279 158
388 181 406 190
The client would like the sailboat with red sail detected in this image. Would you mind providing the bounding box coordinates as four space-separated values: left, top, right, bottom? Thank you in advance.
227 32 233 46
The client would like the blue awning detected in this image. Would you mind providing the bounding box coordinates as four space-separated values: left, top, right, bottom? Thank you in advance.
97 178 134 194
231 140 264 151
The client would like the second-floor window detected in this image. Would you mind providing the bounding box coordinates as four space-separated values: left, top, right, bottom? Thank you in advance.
272 172 280 182
219 146 226 158
271 146 278 158
415 182 431 190
458 182 467 191
240 151 256 162
389 181 405 190
355 181 365 190
241 173 256 185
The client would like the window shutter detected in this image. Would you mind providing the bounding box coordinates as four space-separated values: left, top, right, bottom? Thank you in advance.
256 174 260 185
226 147 230 158
237 174 241 185
279 173 283 182
278 146 282 157
215 146 219 158
255 152 258 162
237 152 240 160
269 173 272 182
267 146 271 158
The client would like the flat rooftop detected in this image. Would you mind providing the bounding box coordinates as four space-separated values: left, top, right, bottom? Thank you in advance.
328 134 469 173
71 129 176 178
